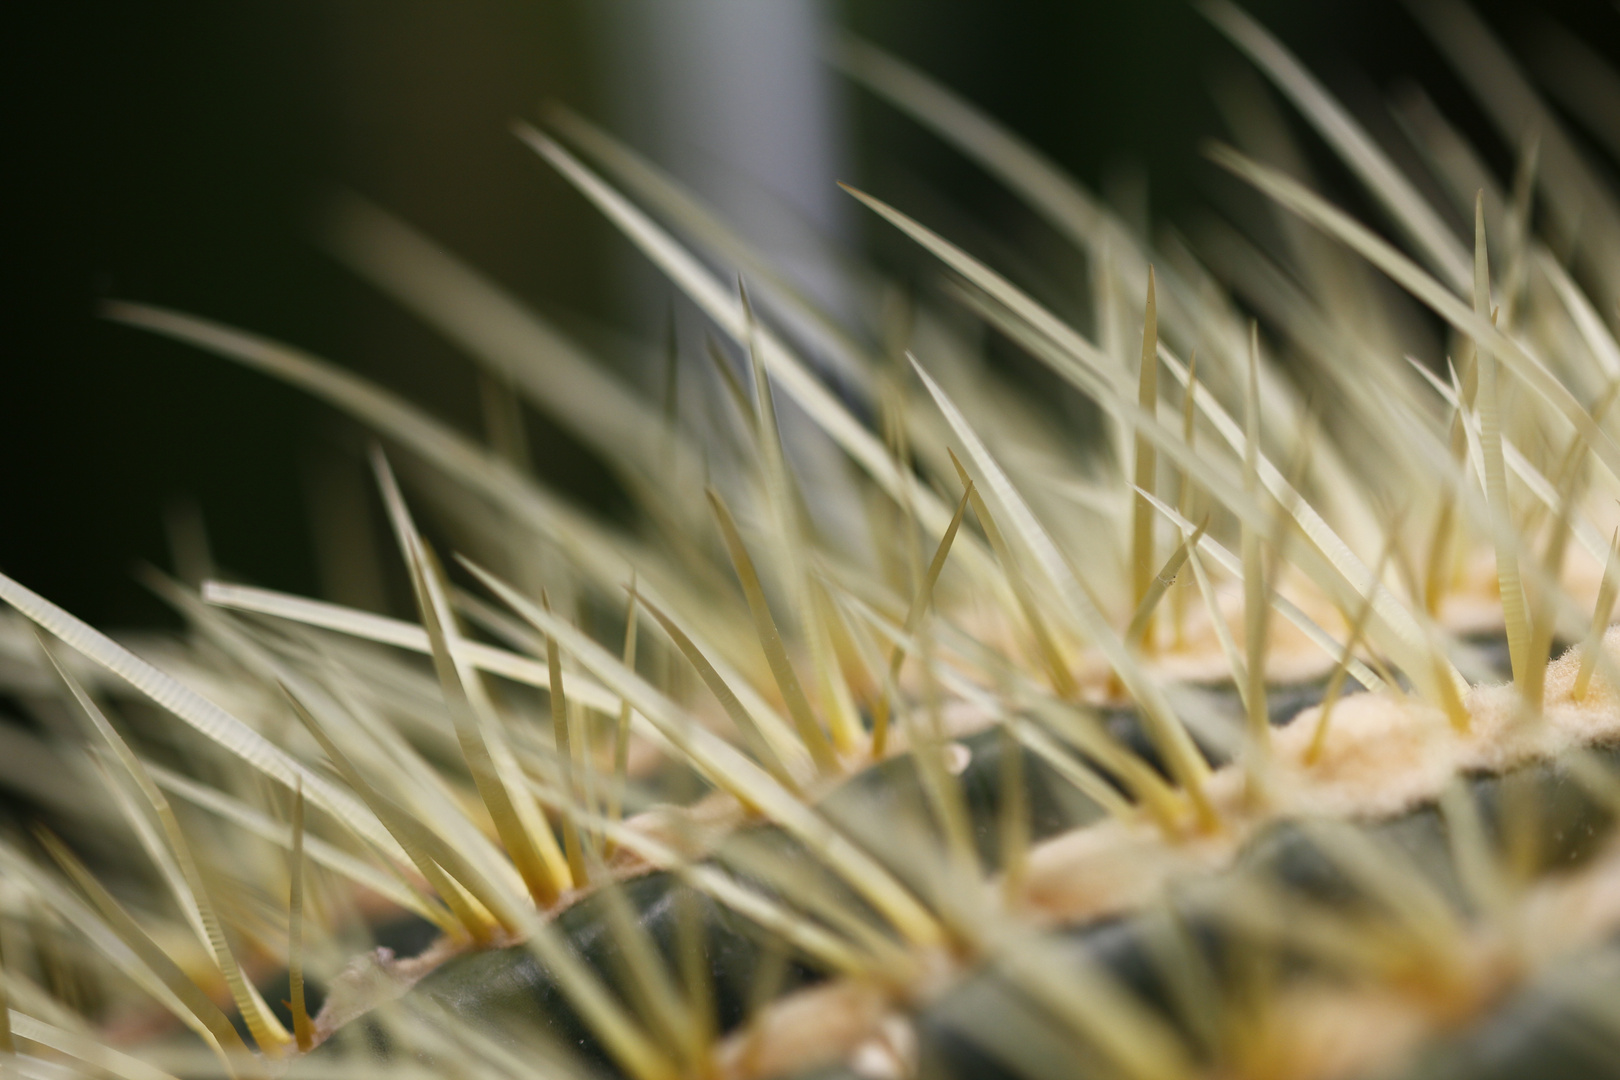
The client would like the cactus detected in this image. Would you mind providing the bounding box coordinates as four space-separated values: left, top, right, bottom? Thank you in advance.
2 4 1620 1079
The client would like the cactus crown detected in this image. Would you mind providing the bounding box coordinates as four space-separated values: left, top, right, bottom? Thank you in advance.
3 4 1620 1079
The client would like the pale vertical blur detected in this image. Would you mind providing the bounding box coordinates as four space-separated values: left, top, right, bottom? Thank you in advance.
592 0 865 548
593 0 850 307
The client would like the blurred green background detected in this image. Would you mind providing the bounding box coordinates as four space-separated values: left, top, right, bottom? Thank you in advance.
1 0 1611 626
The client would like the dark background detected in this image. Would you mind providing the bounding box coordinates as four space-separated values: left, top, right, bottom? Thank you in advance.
2 0 1613 627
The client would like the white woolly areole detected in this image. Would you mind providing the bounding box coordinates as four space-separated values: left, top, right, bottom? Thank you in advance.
1026 626 1620 921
